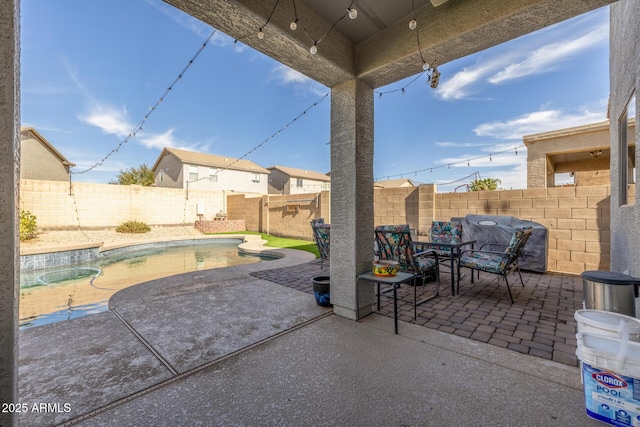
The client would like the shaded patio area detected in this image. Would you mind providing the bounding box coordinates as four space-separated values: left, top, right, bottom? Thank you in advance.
252 260 583 366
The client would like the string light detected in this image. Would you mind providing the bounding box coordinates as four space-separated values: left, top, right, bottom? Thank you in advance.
374 145 525 181
290 0 299 30
73 29 218 175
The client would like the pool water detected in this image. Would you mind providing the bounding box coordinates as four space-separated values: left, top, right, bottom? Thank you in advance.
19 243 270 329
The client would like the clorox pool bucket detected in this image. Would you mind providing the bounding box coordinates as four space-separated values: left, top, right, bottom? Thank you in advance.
575 309 640 341
580 360 640 426
576 320 640 426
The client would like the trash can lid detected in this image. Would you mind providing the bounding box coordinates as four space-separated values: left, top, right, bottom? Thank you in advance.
581 270 640 285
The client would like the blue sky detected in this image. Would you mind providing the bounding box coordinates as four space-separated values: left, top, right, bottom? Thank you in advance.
21 0 610 190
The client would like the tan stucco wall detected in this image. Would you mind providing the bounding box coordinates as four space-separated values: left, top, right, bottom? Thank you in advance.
524 121 626 189
610 0 640 277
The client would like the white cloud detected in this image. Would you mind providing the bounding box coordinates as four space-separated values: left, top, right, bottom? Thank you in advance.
79 103 133 138
436 9 608 100
435 141 490 148
270 64 328 96
489 25 608 85
138 129 181 150
436 55 513 100
474 107 606 140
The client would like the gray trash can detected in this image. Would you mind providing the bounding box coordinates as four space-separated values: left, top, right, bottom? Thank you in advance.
581 270 640 317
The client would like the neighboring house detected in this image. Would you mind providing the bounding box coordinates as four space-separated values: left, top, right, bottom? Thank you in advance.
374 178 415 189
20 127 75 181
524 119 636 188
267 165 331 194
152 147 269 194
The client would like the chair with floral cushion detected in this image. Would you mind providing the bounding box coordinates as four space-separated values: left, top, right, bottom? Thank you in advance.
310 218 330 269
374 224 441 317
428 221 464 260
456 227 533 303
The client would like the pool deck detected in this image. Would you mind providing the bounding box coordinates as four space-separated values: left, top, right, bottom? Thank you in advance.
18 243 601 426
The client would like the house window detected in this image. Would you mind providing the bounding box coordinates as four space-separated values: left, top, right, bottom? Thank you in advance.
251 173 260 183
209 168 218 182
296 178 303 188
619 92 636 206
188 166 198 181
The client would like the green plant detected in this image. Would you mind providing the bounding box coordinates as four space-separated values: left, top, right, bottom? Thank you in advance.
116 220 151 234
110 163 155 186
20 209 38 241
469 177 502 191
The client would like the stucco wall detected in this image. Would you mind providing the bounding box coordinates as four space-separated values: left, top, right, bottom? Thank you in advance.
610 0 640 277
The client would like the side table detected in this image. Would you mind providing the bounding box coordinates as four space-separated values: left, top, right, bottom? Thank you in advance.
356 271 417 334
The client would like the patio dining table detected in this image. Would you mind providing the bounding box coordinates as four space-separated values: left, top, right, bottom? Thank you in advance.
415 238 475 295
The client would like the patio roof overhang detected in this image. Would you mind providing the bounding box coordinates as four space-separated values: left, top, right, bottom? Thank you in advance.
165 0 615 89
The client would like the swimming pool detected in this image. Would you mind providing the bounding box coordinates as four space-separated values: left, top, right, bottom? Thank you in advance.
19 241 274 329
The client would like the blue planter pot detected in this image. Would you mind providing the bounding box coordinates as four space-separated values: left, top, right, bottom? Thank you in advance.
312 276 332 307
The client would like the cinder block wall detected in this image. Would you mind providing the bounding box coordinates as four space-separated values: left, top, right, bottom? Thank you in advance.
20 179 225 228
433 186 611 273
20 179 612 275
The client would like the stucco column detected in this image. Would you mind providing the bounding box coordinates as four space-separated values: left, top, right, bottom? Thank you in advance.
330 79 375 320
0 1 20 426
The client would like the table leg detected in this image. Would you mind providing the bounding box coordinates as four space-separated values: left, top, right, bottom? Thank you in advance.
393 282 398 334
450 248 456 295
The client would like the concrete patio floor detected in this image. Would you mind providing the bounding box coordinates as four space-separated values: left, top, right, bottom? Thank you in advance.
18 248 601 426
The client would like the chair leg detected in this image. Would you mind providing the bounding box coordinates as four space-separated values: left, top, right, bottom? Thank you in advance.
503 275 514 304
516 266 525 286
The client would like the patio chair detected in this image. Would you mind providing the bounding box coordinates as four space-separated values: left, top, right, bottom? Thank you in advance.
374 224 441 317
457 226 533 303
310 218 330 269
428 220 464 261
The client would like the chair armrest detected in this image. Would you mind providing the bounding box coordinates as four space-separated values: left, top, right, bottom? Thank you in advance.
479 242 509 251
415 249 439 263
459 248 509 258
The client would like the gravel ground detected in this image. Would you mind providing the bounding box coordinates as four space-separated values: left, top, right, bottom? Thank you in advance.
20 226 204 251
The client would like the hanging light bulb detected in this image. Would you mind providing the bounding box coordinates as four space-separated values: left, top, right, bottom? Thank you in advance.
258 28 265 39
409 19 417 30
310 42 318 55
290 19 298 30
430 69 440 89
422 62 430 71
348 8 358 19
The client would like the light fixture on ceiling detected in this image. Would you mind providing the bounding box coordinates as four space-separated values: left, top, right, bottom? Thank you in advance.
589 149 604 157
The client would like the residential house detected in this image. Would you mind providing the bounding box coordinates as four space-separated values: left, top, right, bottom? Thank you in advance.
374 178 416 189
152 147 269 194
267 165 330 194
524 119 636 188
20 127 75 181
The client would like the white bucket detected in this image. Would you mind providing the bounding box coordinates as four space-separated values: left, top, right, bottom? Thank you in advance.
576 332 640 376
575 309 640 341
581 361 640 426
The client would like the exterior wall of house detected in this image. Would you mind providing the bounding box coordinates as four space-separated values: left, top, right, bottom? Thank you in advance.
287 177 330 194
0 0 19 419
610 0 640 277
21 132 70 181
267 168 289 194
525 122 614 189
182 164 268 194
267 168 330 194
154 153 183 188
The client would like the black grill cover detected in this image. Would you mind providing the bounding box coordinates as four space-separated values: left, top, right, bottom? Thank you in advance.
461 215 547 273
